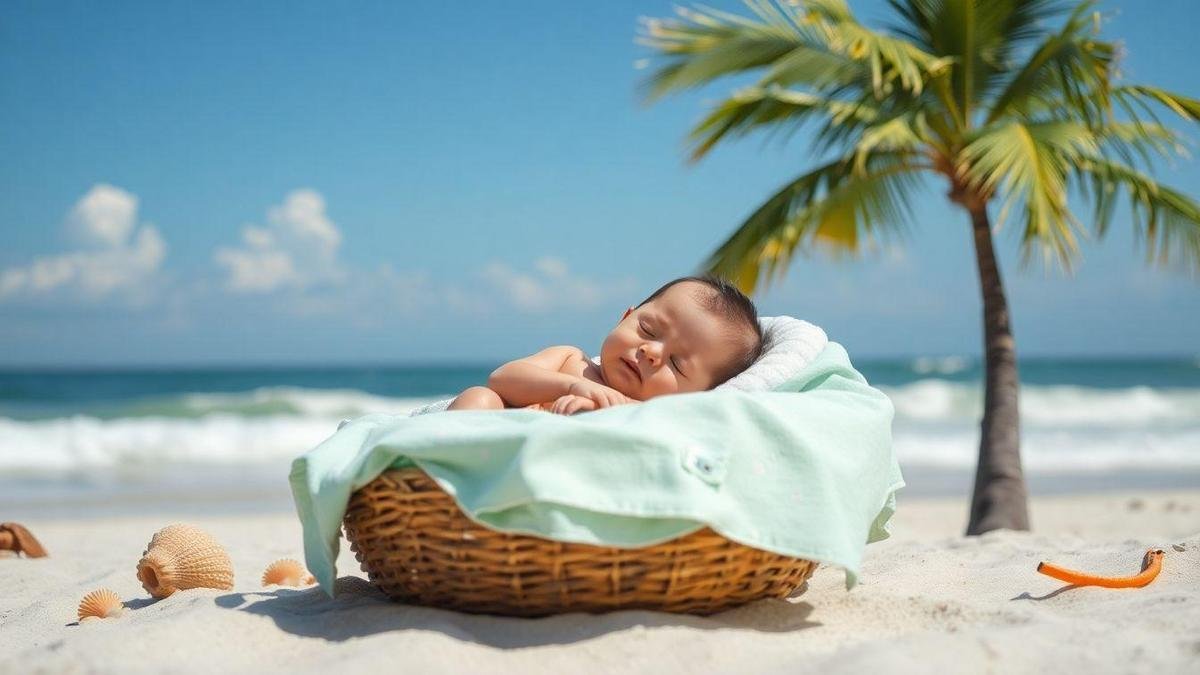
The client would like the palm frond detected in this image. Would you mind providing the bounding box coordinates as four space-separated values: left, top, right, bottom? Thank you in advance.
800 0 953 95
638 1 949 104
889 0 1066 49
1112 85 1200 122
638 0 1200 286
637 5 809 101
1074 157 1200 271
1096 121 1190 171
686 86 882 162
886 0 1072 125
702 152 928 293
755 40 867 90
960 120 1098 270
851 110 935 172
984 1 1115 126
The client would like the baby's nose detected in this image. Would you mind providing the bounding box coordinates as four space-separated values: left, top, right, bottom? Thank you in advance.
638 343 662 363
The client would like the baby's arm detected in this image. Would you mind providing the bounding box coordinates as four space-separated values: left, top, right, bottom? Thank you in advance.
487 346 589 408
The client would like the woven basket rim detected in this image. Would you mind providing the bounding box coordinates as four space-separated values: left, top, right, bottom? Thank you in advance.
343 467 819 616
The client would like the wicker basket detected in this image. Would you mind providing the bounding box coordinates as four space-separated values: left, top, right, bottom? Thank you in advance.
343 468 818 616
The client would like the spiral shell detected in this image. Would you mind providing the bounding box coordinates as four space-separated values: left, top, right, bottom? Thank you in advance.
77 588 124 621
261 558 316 587
136 524 234 598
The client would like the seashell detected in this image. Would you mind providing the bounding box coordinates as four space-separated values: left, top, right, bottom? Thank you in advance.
0 522 48 557
261 558 316 587
136 524 234 598
77 588 124 621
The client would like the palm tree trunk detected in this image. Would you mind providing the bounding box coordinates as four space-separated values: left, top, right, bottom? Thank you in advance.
965 203 1030 535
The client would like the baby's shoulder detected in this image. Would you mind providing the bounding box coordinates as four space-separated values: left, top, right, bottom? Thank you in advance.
545 345 592 376
552 345 586 354
552 345 589 364
532 345 586 361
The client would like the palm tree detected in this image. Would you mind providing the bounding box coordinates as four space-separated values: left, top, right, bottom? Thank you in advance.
639 0 1200 534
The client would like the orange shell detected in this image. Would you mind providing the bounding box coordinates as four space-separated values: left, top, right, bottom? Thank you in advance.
78 588 124 621
136 524 234 598
262 558 316 587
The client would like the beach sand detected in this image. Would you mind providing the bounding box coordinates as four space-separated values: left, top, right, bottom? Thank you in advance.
2 490 1198 674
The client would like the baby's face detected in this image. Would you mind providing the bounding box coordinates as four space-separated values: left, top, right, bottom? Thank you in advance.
599 281 750 400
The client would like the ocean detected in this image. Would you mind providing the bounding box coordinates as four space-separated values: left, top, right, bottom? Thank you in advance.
3 357 1199 517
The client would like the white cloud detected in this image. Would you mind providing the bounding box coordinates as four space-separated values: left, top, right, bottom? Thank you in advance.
68 184 138 248
213 247 297 293
476 258 627 313
481 262 554 312
207 196 632 320
215 189 344 293
0 184 167 302
267 189 340 255
535 256 569 279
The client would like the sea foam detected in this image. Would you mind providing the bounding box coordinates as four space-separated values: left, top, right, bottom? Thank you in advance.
1 384 1199 475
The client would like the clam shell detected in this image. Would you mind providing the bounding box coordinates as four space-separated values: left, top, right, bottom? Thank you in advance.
261 558 316 587
136 524 234 598
78 588 124 621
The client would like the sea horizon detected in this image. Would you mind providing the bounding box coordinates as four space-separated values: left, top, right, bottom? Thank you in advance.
3 354 1198 515
3 352 1198 372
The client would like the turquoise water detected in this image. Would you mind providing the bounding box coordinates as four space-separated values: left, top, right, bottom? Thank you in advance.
1 357 1198 515
3 357 1197 418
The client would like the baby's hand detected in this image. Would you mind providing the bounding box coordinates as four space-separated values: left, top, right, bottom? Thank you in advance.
549 394 597 416
568 380 636 409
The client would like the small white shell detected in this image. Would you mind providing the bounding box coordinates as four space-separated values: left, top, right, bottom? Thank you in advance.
261 558 316 587
78 588 124 621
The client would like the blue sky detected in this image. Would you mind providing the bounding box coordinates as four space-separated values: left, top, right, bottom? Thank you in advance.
1 0 1198 366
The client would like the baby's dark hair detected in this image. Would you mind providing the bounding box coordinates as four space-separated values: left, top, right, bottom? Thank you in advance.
636 275 764 387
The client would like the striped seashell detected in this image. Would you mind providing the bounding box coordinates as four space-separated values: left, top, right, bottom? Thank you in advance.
136 524 234 598
261 558 316 587
77 588 124 621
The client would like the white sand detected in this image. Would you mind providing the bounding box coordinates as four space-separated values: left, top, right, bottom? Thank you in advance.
2 491 1198 674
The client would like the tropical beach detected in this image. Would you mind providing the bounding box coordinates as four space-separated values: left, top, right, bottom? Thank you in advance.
4 0 1200 672
2 365 1199 673
3 489 1198 673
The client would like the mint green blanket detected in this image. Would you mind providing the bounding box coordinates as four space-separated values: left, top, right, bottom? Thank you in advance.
290 341 903 595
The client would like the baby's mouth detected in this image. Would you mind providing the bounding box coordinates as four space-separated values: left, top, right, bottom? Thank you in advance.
621 357 641 382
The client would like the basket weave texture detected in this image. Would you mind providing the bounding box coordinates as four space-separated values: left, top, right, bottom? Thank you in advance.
344 468 818 616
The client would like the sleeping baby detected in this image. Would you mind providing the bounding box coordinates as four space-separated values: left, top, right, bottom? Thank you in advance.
448 276 764 415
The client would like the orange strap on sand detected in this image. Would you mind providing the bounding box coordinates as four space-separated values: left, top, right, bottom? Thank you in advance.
1036 548 1164 588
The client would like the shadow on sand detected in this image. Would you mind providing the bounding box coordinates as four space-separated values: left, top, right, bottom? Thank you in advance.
216 576 821 647
1010 584 1081 601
